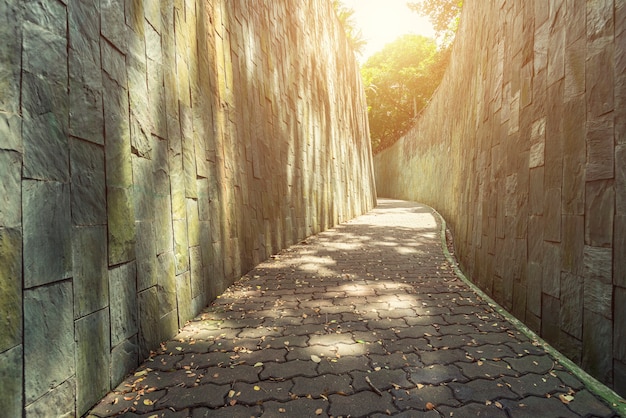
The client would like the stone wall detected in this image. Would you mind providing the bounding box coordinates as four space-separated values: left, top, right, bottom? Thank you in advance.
375 0 625 397
0 0 376 415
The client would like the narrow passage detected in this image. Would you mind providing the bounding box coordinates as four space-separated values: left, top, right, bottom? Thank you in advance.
89 199 619 418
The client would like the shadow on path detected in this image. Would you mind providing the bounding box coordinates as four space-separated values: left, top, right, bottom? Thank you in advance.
88 199 619 418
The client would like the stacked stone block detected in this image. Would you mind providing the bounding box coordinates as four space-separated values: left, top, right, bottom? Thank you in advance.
0 0 376 415
375 0 625 397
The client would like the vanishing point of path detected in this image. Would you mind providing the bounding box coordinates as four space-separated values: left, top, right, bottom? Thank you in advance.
88 199 621 418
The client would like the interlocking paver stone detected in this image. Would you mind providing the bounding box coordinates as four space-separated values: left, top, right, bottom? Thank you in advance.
87 200 622 417
392 385 460 410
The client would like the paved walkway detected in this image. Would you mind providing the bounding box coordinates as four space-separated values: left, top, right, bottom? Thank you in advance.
89 199 621 418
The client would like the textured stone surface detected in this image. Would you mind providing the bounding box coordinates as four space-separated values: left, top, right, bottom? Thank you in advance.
70 138 106 225
72 226 108 317
0 151 21 227
138 287 160 360
75 308 110 415
6 1 376 415
374 0 625 396
110 336 139 387
0 345 22 417
22 180 72 288
0 0 22 114
0 227 21 352
103 74 132 189
135 221 157 291
109 262 138 347
24 281 74 404
24 377 75 418
0 112 21 152
21 73 69 183
107 186 136 265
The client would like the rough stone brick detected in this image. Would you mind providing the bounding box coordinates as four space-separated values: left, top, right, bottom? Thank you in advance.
107 186 136 265
584 245 612 284
135 221 157 292
541 293 560 346
23 180 72 288
617 145 626 213
24 377 75 418
615 215 626 288
72 225 108 317
586 48 614 118
70 138 106 225
584 274 612 318
186 198 201 247
109 262 138 347
132 154 156 222
0 227 21 352
582 310 613 384
22 16 67 84
103 74 132 189
586 116 615 182
562 96 586 215
68 0 101 83
110 336 139 387
0 344 21 416
613 287 626 362
560 272 583 339
24 281 75 404
75 308 110 415
0 112 21 154
138 287 160 359
157 251 177 317
21 73 69 183
190 245 204 299
69 81 104 145
541 242 560 298
561 215 584 275
176 271 193 327
0 151 20 228
0 1 22 114
564 37 585 99
173 218 190 274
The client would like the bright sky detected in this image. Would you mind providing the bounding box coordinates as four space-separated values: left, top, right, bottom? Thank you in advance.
340 0 435 61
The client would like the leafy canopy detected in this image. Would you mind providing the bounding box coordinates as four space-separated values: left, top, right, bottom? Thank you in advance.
361 34 449 154
332 1 366 56
407 0 463 47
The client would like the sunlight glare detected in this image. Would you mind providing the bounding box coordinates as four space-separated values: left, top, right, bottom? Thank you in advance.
341 0 435 60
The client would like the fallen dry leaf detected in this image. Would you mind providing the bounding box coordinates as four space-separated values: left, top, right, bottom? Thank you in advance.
315 408 323 415
425 402 435 410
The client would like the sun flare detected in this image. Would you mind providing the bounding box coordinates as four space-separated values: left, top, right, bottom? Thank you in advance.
340 0 435 60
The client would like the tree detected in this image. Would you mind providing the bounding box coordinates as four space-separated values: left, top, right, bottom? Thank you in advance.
407 0 463 47
361 34 447 154
332 1 367 56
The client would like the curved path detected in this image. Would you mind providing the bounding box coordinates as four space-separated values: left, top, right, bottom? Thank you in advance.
88 199 620 417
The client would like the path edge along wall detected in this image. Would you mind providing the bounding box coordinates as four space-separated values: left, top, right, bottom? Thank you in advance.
374 0 626 397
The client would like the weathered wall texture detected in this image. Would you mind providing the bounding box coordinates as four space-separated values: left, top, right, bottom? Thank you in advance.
375 0 625 396
0 0 376 415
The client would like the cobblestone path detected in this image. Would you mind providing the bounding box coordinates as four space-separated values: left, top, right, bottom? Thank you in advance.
88 199 621 418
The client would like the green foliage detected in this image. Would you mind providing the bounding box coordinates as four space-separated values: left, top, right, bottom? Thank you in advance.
361 34 449 154
332 1 367 56
407 0 463 47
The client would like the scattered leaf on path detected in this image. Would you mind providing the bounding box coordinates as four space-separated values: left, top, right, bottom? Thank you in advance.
311 355 321 363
